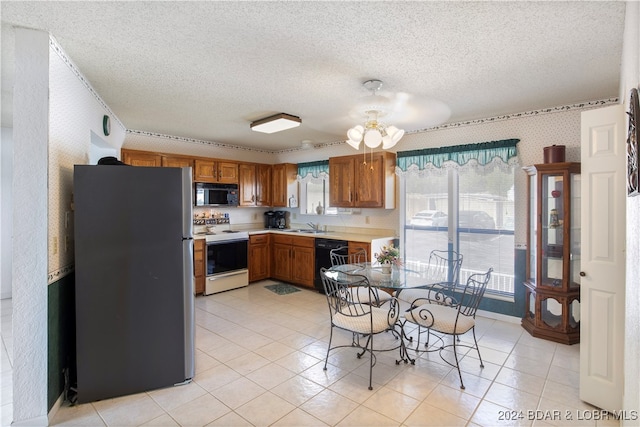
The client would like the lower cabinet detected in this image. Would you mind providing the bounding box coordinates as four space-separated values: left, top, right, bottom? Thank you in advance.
348 241 371 262
249 233 270 282
271 234 315 288
194 239 205 294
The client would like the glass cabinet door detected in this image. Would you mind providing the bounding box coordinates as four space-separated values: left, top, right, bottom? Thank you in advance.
528 173 537 285
541 173 564 288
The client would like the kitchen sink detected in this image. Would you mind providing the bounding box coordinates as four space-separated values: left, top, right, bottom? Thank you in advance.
282 229 327 234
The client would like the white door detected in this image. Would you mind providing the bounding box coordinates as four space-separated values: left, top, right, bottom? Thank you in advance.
579 104 626 411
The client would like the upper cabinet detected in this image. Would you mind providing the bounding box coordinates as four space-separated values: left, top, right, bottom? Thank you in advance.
239 163 271 207
272 163 298 207
122 149 162 167
122 149 193 168
193 159 238 184
329 152 396 209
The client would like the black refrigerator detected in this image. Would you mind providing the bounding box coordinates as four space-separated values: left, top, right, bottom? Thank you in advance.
73 165 195 403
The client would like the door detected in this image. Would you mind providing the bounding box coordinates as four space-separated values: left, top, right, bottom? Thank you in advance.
292 246 315 287
579 104 626 411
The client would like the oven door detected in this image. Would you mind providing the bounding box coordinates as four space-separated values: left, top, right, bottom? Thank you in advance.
206 238 248 276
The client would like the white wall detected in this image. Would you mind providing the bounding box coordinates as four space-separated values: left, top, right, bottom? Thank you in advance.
1 127 13 299
12 27 49 426
622 1 640 424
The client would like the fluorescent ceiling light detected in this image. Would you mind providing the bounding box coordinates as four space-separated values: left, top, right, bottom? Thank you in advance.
250 113 301 134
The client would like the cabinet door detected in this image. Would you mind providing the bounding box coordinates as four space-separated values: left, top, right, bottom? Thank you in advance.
217 161 239 184
272 164 286 207
194 239 205 294
194 160 217 182
249 243 269 282
271 243 291 281
329 156 355 207
355 153 384 207
291 246 315 288
122 150 162 167
255 164 272 207
162 156 193 169
348 242 371 262
238 163 257 206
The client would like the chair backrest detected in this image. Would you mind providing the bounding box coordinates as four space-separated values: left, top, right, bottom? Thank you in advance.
320 267 372 316
330 246 368 267
457 268 493 318
427 249 463 285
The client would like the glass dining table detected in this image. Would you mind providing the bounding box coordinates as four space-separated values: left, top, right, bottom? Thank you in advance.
327 262 443 364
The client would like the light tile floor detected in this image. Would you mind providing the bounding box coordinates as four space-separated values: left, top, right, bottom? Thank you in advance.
0 281 620 426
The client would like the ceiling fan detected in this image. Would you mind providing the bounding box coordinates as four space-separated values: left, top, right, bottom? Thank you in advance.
345 79 451 150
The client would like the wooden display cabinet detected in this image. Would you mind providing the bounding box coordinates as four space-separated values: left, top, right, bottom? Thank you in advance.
522 162 581 344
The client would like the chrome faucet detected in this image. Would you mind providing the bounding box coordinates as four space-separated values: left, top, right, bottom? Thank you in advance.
306 222 319 231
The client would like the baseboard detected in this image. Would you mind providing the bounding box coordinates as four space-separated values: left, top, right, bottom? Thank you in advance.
46 392 65 425
11 414 48 426
477 309 521 324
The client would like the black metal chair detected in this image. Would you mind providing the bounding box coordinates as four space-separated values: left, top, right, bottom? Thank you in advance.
395 249 463 308
403 268 493 390
320 268 400 390
329 246 392 306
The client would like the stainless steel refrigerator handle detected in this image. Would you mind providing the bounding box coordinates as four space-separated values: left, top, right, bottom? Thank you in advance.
206 269 249 280
183 239 195 381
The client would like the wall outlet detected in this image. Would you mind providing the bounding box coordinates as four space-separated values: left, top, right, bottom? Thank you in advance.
365 216 370 224
52 236 58 255
252 213 257 221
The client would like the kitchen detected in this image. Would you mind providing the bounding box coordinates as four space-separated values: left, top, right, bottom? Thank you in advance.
2 1 639 426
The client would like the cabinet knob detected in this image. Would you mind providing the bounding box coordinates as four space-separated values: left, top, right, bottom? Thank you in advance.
579 271 586 277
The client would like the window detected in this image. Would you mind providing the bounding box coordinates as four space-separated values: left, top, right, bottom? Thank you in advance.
398 139 518 297
297 160 336 215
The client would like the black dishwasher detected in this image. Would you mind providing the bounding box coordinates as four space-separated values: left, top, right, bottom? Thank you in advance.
314 238 348 293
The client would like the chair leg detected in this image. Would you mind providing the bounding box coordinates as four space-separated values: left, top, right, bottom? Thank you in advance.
452 333 465 390
368 334 373 390
472 327 484 368
323 327 334 371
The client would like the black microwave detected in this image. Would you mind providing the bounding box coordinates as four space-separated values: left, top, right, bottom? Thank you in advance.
194 183 239 207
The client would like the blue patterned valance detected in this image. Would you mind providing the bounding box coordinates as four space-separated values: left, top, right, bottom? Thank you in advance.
297 160 329 183
396 139 520 176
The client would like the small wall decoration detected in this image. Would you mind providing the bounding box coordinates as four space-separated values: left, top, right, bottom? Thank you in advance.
627 87 639 196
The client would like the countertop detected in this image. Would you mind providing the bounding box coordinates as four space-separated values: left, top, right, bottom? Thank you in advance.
194 225 396 243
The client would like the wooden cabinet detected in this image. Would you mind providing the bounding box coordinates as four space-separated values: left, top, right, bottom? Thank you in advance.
162 155 193 168
193 159 238 183
271 234 315 288
348 241 371 262
522 162 581 344
272 163 298 207
194 239 206 295
122 149 194 169
329 152 396 208
239 163 271 206
248 233 270 282
122 149 162 167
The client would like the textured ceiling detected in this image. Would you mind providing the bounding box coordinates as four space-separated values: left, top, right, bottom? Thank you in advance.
0 1 626 152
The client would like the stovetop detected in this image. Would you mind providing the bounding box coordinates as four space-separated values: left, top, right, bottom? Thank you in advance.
203 230 249 242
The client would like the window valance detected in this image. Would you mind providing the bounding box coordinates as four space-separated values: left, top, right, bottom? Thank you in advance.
297 160 329 183
396 138 520 176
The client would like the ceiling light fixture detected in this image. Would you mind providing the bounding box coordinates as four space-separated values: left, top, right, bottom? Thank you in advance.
346 80 405 151
250 113 301 134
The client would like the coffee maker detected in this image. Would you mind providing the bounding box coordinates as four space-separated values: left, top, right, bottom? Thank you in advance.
274 211 287 229
264 211 277 229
